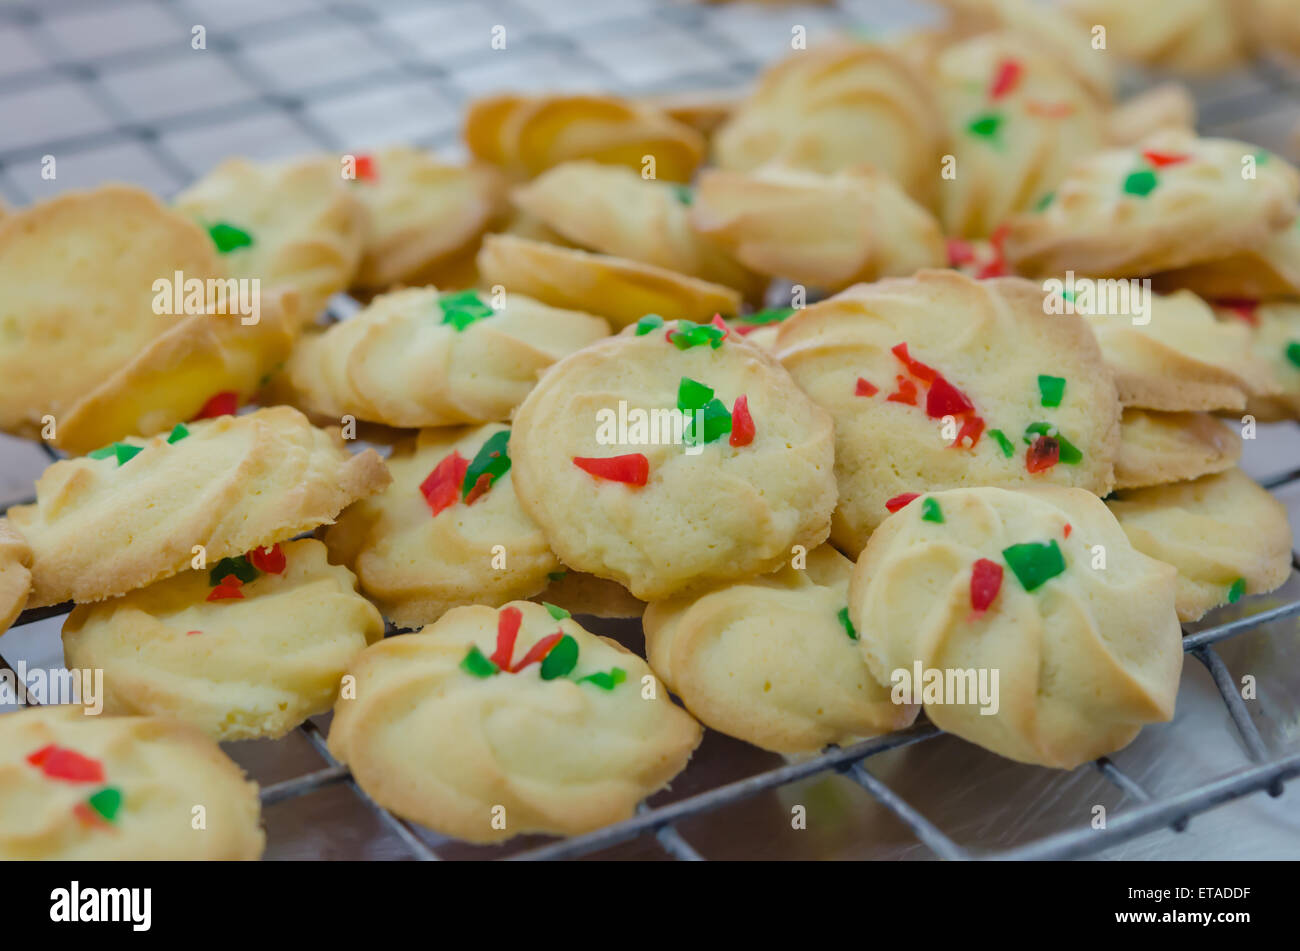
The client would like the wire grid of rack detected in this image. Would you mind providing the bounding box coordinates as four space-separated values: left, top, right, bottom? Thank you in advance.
2 0 1300 860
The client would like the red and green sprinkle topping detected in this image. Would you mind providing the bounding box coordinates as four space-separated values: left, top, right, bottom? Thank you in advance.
27 745 104 783
74 786 124 827
885 492 920 513
670 184 693 205
989 58 1023 99
205 543 284 601
1002 540 1066 592
460 606 626 689
249 543 286 575
1140 150 1190 169
207 222 253 254
1037 375 1065 407
837 606 858 640
666 317 727 350
635 314 665 335
967 112 1002 141
735 307 795 335
729 395 755 447
1023 422 1082 470
969 558 1003 613
353 154 377 181
573 453 649 487
920 497 944 523
438 290 495 331
886 343 984 449
1286 342 1300 369
988 428 1015 458
462 430 511 504
855 377 878 397
420 451 468 516
193 390 239 420
1227 577 1246 603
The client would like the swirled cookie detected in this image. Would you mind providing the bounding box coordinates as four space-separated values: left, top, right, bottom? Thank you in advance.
1247 0 1300 60
324 424 560 628
689 164 946 291
935 0 1114 100
1107 469 1293 622
511 160 760 297
511 320 836 600
0 186 222 438
1234 301 1300 421
0 520 31 636
775 270 1120 556
347 147 506 289
1115 408 1241 490
850 485 1183 769
1083 291 1279 412
285 287 608 427
932 32 1105 238
1004 133 1300 277
1154 221 1300 300
0 705 263 859
713 42 945 205
1063 0 1247 74
644 545 917 753
174 156 368 322
477 234 742 330
62 539 383 740
1107 84 1197 147
8 406 389 607
328 601 702 843
52 289 299 455
463 93 705 183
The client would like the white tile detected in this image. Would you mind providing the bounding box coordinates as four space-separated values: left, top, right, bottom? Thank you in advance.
240 24 394 93
162 112 325 179
514 0 657 32
11 140 181 199
579 22 731 87
40 0 183 60
381 1 540 61
0 81 115 153
180 0 324 32
451 49 619 99
306 80 457 149
0 24 48 78
98 53 260 123
703 4 845 62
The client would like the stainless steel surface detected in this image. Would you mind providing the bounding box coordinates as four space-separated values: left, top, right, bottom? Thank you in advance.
2 0 1300 860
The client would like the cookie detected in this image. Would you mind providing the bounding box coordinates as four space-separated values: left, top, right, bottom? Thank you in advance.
347 147 506 289
1107 469 1293 622
689 164 946 291
476 234 742 330
511 160 761 297
285 287 608 427
712 42 945 205
328 601 702 843
642 89 740 136
775 270 1120 557
62 539 383 741
52 288 299 455
1235 301 1300 421
850 485 1183 769
324 424 559 629
173 156 368 322
8 406 390 608
531 569 644 620
463 93 705 183
932 32 1105 238
1153 221 1300 300
1107 83 1197 147
511 320 836 600
644 544 918 753
1004 132 1300 278
1115 408 1241 490
1247 0 1300 60
0 185 222 438
725 306 803 350
0 705 263 859
1083 290 1279 412
1063 0 1248 74
0 519 32 636
934 0 1114 100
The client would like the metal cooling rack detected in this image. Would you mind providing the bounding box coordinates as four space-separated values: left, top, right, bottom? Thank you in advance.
3 0 1300 860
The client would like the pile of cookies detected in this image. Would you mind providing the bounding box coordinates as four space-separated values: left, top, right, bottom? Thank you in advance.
1 0 1299 857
